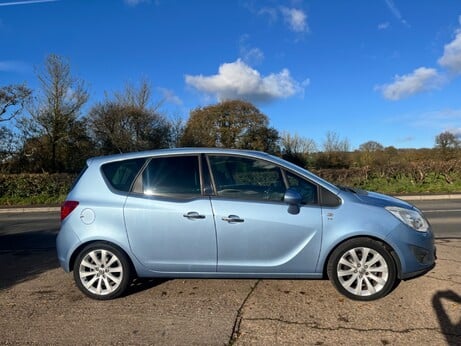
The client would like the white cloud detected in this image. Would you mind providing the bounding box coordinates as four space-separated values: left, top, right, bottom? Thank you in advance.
448 127 461 137
397 136 414 143
438 16 461 73
157 87 183 106
185 59 305 103
124 0 150 6
280 7 308 33
0 0 57 6
241 47 264 65
378 15 461 101
0 60 29 73
393 109 461 144
376 67 441 100
239 34 264 66
378 22 390 30
411 108 461 129
258 7 278 23
384 0 409 27
256 6 308 34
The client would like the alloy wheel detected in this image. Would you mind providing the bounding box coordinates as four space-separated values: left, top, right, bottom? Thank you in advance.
336 246 389 297
78 248 124 296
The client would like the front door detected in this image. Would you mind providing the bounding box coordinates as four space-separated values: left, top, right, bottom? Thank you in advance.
207 155 323 274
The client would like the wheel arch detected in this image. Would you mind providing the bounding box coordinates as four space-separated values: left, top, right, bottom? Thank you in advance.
69 240 137 275
322 235 402 279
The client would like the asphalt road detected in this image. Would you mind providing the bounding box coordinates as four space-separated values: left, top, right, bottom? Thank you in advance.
0 200 460 345
0 212 59 251
411 199 461 239
0 199 459 251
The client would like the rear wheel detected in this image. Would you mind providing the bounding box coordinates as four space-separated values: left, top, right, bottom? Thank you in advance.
73 242 131 300
327 238 399 301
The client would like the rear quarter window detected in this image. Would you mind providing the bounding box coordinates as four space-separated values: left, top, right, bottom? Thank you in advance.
101 158 146 192
69 164 88 192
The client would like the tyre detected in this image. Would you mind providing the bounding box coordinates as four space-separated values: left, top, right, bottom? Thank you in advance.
73 242 132 300
327 238 399 301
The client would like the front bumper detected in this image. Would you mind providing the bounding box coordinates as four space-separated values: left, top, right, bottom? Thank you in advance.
386 221 436 280
400 245 436 280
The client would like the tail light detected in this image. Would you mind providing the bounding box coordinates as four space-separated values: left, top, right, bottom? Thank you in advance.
61 201 79 221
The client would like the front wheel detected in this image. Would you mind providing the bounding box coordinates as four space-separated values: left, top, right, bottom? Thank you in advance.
327 238 399 301
73 242 132 300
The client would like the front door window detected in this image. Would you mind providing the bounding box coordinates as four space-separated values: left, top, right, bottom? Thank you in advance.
208 155 285 202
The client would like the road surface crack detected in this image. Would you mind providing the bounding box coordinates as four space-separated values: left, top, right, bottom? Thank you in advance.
228 280 260 345
435 257 461 264
426 275 461 285
435 240 461 249
244 317 459 336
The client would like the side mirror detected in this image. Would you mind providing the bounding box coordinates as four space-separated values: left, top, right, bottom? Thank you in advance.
284 188 302 215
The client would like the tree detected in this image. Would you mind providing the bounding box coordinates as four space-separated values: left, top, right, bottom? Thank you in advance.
280 132 317 167
0 127 16 171
359 141 384 152
87 80 171 154
435 131 459 149
18 54 89 172
323 131 350 153
238 126 280 153
169 116 186 148
113 79 154 110
180 100 278 152
435 131 460 160
315 131 351 169
0 84 31 122
383 146 399 164
358 140 384 167
0 84 32 170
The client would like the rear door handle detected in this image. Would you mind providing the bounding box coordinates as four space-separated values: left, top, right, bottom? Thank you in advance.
183 211 206 220
222 215 244 223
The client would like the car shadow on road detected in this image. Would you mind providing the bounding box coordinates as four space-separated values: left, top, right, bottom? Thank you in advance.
125 278 170 297
432 290 461 345
0 230 59 290
0 227 171 297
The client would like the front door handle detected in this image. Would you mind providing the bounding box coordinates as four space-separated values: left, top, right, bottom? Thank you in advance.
222 215 244 223
183 211 206 220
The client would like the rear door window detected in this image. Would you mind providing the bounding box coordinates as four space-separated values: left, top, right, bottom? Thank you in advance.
136 155 202 197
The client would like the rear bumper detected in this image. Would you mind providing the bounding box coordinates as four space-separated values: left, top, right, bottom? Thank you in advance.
56 226 81 272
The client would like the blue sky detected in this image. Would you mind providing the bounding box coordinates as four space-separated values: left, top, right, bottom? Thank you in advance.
1 0 461 149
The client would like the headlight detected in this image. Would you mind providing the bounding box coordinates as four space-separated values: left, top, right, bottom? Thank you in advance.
385 206 429 232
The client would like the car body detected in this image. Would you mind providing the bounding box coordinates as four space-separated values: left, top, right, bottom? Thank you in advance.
56 148 436 301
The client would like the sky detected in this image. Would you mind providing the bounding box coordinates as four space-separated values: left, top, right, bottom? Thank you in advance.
1 0 461 150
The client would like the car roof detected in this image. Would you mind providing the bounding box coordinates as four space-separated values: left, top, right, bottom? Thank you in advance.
87 148 273 165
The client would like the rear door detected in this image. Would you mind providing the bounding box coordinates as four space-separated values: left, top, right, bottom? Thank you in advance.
124 155 217 272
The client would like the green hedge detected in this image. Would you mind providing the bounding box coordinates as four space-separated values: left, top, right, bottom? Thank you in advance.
314 160 461 194
0 173 76 206
1 160 461 206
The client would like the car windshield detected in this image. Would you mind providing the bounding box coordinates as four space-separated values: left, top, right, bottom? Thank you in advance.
336 185 368 195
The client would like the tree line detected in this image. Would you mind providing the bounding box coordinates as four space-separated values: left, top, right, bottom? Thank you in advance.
1 54 460 174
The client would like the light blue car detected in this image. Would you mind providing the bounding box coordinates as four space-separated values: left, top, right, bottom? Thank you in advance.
56 148 436 301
